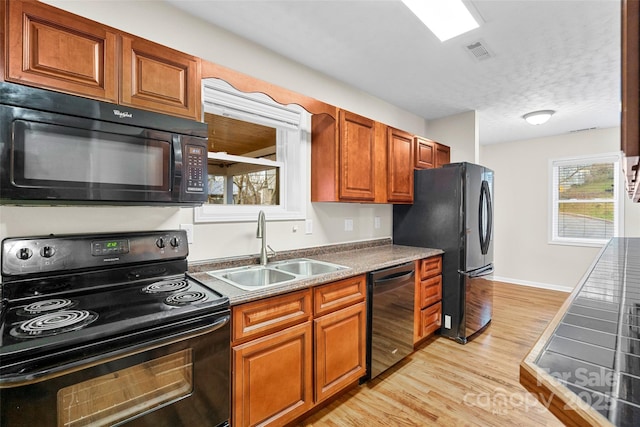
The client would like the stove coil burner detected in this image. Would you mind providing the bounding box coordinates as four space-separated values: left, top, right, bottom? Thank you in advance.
165 291 208 306
18 298 75 316
10 310 98 338
142 279 190 294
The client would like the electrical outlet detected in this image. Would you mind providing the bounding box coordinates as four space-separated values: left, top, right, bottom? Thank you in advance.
180 224 194 244
344 218 353 232
305 219 313 235
374 216 381 229
444 315 452 329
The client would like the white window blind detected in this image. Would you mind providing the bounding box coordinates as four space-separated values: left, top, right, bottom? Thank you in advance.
550 154 621 246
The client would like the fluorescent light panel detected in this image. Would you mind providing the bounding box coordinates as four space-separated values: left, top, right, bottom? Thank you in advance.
402 0 479 42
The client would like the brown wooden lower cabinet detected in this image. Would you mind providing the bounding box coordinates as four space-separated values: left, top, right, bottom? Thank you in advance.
231 276 366 426
314 301 366 402
232 322 313 427
414 255 443 345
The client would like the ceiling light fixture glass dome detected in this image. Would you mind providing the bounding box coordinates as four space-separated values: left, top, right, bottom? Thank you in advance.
523 110 555 125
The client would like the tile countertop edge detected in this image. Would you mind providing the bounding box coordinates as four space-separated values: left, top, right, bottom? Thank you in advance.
519 240 617 427
189 243 443 306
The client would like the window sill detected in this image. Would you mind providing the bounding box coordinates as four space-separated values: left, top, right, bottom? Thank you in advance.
547 238 610 248
194 205 305 223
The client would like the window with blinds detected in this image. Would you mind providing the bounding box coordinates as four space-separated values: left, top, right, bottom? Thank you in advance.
550 154 621 246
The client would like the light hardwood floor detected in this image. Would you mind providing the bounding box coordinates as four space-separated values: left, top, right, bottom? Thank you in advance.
298 281 569 426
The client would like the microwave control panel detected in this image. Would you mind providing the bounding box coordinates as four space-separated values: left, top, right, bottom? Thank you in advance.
185 144 205 193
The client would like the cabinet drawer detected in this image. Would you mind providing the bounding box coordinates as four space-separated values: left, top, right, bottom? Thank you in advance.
420 302 442 338
420 256 442 280
232 290 312 344
313 275 366 317
419 275 442 308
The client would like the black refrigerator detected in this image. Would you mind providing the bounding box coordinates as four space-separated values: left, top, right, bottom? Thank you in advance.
393 162 494 344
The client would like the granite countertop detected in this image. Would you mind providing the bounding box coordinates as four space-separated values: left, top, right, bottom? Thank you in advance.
520 238 640 427
189 240 442 305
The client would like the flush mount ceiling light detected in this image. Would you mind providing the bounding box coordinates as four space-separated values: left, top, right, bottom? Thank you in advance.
401 0 479 42
523 110 555 125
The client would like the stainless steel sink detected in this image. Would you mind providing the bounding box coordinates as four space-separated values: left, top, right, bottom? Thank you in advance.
210 265 296 291
207 258 347 291
272 259 346 276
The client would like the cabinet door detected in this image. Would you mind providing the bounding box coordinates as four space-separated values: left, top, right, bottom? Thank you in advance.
339 110 376 201
435 143 451 168
415 137 436 169
233 322 313 427
120 36 200 120
314 302 366 403
387 127 415 203
622 0 640 201
6 0 118 102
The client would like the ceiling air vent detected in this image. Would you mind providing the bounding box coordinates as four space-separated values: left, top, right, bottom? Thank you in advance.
465 40 492 62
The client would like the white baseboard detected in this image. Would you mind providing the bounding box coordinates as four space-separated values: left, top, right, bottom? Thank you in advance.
492 276 572 293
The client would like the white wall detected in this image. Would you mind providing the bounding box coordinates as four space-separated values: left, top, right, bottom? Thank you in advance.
481 127 640 291
427 111 478 163
0 0 430 262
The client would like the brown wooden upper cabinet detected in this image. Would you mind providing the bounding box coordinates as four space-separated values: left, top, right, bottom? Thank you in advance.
435 143 451 168
311 109 382 202
387 127 414 203
5 0 200 120
414 137 437 169
120 36 199 119
621 0 639 202
415 137 451 170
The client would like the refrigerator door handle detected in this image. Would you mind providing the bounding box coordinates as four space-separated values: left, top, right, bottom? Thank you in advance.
479 180 492 255
459 263 494 278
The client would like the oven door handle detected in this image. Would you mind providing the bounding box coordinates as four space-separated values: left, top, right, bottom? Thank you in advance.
0 313 231 387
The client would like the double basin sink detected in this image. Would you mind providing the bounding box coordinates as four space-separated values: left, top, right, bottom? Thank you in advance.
207 258 348 291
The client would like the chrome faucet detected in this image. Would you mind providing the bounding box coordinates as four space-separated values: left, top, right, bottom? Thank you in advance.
256 210 273 265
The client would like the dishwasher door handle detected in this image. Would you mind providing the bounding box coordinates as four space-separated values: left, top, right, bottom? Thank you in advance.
374 270 415 285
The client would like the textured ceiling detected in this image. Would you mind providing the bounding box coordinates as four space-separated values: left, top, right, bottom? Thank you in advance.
165 0 621 145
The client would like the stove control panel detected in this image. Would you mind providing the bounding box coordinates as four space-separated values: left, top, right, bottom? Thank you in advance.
1 230 188 277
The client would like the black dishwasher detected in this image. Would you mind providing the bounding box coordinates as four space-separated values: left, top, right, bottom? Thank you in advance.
364 261 415 381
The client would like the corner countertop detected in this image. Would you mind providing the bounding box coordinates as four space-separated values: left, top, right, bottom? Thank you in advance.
189 241 442 305
520 238 640 427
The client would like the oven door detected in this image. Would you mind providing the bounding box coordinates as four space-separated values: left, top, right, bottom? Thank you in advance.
0 105 176 205
0 314 230 427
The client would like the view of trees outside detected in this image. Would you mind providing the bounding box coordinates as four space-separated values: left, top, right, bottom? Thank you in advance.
207 167 279 205
556 162 615 239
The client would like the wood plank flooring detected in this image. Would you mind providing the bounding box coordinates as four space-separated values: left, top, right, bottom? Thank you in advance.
297 281 569 426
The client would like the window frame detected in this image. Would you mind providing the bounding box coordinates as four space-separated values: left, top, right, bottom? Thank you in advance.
194 79 309 223
548 152 623 247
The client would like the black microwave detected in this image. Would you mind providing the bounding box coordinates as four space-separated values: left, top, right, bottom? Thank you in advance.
0 82 208 206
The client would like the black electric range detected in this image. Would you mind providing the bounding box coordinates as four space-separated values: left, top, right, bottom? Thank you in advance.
0 230 229 384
